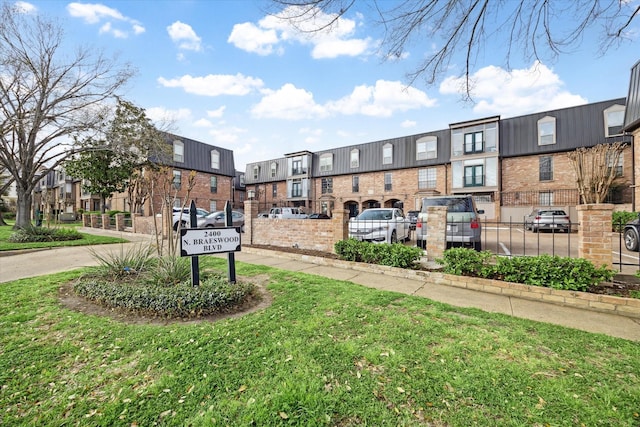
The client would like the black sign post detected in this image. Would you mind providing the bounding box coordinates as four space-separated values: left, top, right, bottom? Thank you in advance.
225 201 237 284
189 200 200 287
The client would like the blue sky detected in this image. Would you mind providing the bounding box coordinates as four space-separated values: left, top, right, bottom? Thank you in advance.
18 0 640 171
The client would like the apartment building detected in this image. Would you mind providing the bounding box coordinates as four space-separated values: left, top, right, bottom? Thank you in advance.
244 98 634 220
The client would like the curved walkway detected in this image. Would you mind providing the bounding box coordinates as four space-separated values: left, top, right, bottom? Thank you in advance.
1 227 639 341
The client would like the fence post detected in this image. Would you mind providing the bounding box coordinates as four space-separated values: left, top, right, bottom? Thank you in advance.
244 199 259 245
331 209 349 253
577 203 613 269
426 206 447 262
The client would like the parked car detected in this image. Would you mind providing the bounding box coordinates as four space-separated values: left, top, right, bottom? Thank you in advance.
198 210 245 231
623 215 640 251
268 207 308 219
257 212 269 218
348 207 410 244
416 195 484 251
309 213 330 219
525 209 571 233
172 207 209 231
407 210 419 230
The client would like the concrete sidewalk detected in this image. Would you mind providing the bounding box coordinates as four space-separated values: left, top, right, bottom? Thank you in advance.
1 227 639 341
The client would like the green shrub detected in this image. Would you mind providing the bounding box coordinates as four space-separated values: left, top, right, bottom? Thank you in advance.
8 226 82 243
149 256 192 286
90 244 156 278
612 211 638 232
334 238 423 269
437 248 615 292
73 272 256 318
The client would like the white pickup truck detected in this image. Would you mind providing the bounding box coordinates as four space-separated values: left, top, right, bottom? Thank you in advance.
348 207 410 244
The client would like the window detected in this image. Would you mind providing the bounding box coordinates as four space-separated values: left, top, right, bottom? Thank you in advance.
210 150 220 169
384 173 392 191
383 143 393 165
539 191 554 206
350 149 359 168
418 168 436 189
210 176 217 193
270 162 277 178
464 131 483 154
252 166 259 180
352 176 359 193
272 183 277 197
539 156 553 181
607 151 624 177
538 116 556 145
604 105 625 137
173 140 184 162
291 158 303 175
209 200 217 212
319 153 333 172
173 170 182 189
416 136 437 160
291 179 302 197
239 174 245 186
321 178 333 194
464 165 484 187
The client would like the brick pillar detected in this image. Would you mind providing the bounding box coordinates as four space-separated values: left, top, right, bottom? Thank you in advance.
101 213 110 230
115 213 125 231
331 209 349 253
131 213 141 233
426 206 447 262
577 204 613 270
82 214 91 227
634 128 640 212
244 199 259 245
90 214 99 228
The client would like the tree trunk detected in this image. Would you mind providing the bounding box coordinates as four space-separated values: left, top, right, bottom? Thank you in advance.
14 191 33 229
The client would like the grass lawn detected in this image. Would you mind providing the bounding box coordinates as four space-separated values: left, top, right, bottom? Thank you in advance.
0 223 126 251
1 256 639 426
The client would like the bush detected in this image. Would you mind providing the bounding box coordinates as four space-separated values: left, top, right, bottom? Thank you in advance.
90 244 156 278
334 238 423 269
437 248 615 292
9 226 82 243
612 211 638 232
74 273 256 318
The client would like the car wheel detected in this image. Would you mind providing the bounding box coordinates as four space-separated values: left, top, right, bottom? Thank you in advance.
173 220 185 231
473 241 482 252
390 230 397 244
532 226 538 233
624 228 639 251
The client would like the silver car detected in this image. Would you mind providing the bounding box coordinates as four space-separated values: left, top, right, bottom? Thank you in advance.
525 209 571 233
198 210 245 231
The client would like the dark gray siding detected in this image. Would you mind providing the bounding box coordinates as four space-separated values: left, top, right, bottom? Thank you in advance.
166 134 236 177
624 60 640 132
500 98 631 158
312 129 450 176
244 158 288 184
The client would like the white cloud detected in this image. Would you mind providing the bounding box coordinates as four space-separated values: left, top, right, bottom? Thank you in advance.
67 2 145 38
229 6 375 59
167 21 202 51
227 22 280 56
251 84 327 120
193 118 213 127
157 74 264 96
401 120 417 128
327 80 436 117
146 107 192 123
208 126 247 144
207 107 226 118
440 61 587 116
14 1 36 13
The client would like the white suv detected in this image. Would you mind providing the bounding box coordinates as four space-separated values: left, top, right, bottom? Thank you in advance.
172 207 209 230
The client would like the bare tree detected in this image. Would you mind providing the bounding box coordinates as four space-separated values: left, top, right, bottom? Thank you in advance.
0 3 134 228
269 0 639 97
567 142 627 204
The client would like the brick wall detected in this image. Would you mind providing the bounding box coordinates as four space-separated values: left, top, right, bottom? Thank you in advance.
244 200 348 252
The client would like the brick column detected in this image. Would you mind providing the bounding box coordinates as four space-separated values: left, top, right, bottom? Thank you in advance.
131 213 141 233
577 204 613 270
115 213 125 231
90 214 99 228
331 209 349 253
244 199 259 245
426 206 447 262
82 214 91 227
101 213 110 230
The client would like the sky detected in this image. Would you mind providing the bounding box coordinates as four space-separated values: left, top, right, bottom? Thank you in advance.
16 0 640 172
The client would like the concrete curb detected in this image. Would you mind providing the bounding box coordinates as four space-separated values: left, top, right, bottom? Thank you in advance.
241 246 640 320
